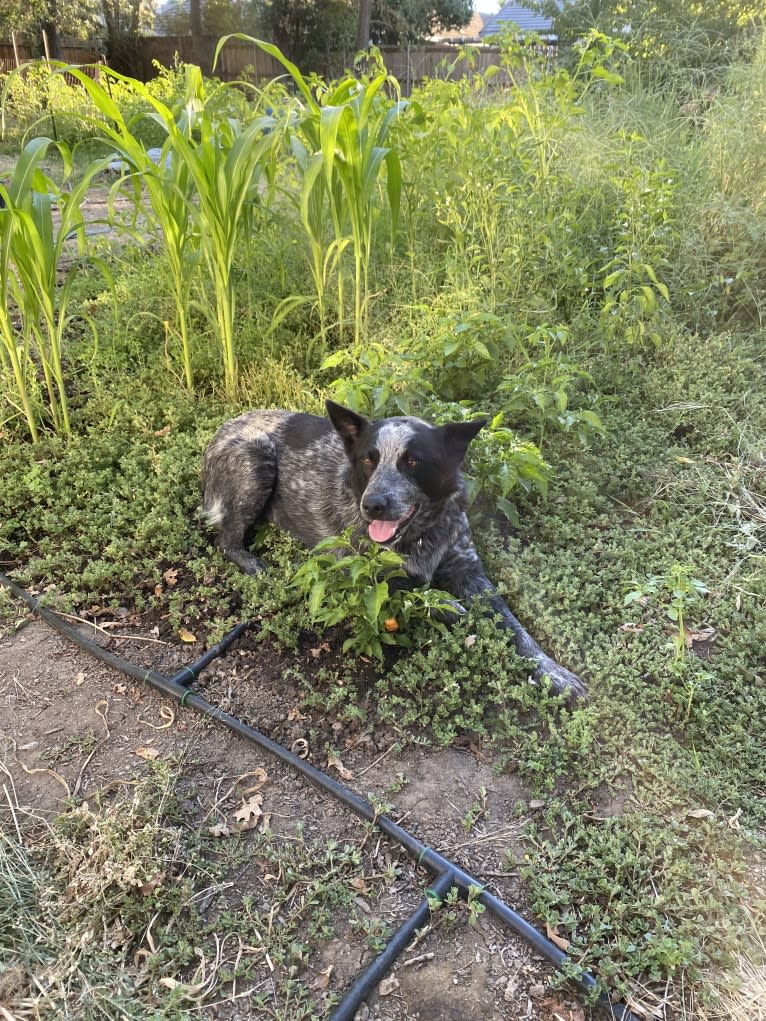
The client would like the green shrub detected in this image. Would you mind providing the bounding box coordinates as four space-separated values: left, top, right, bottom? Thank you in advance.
289 530 455 660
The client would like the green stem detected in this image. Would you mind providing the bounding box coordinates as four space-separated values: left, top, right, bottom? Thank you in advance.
1 324 39 442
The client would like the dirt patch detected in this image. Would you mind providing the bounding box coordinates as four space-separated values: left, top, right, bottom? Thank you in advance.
0 609 599 1020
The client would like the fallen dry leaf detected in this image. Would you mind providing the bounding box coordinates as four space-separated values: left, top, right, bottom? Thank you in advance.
178 627 197 643
309 641 332 660
163 567 179 586
545 922 571 952
309 965 333 991
139 872 166 896
686 625 716 645
73 671 86 687
687 808 715 820
234 793 264 831
378 974 399 996
350 876 371 894
134 746 160 761
291 738 309 759
464 634 477 648
241 767 269 792
327 754 354 780
208 822 231 838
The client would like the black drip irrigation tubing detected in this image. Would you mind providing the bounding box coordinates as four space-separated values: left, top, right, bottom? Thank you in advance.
1 570 642 1021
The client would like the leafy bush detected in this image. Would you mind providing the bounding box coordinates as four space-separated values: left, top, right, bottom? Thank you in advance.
289 530 455 660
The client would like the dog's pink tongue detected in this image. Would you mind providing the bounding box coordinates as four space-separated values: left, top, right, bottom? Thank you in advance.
368 518 401 543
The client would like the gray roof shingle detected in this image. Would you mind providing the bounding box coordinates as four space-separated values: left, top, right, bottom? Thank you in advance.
479 3 557 38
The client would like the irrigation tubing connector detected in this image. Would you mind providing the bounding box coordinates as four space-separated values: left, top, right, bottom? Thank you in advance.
1 571 642 1021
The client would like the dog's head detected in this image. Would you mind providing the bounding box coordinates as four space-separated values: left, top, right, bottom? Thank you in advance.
326 400 485 545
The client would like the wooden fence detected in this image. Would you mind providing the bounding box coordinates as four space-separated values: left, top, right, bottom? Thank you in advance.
0 40 102 74
0 36 553 93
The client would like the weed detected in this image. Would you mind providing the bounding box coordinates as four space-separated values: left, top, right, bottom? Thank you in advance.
599 158 676 349
461 787 489 832
520 805 756 998
624 564 709 665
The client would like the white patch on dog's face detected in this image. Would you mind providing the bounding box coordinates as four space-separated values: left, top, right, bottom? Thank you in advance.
373 420 419 464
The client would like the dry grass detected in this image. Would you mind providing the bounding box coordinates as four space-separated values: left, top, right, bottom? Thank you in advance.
697 912 766 1021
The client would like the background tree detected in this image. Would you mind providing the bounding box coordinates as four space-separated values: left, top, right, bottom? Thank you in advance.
101 0 157 74
368 0 472 44
254 0 357 73
155 0 474 71
0 0 100 53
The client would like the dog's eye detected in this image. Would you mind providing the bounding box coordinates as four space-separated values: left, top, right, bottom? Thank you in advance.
362 455 374 467
406 457 418 469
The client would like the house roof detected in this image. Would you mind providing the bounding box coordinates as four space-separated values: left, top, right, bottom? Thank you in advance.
479 3 557 38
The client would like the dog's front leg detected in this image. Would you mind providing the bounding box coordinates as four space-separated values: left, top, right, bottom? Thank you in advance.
434 546 587 700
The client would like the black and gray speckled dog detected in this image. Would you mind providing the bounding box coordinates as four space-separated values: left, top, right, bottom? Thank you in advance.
201 400 586 699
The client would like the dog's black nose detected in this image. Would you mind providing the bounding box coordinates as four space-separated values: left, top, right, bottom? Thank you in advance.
362 494 388 518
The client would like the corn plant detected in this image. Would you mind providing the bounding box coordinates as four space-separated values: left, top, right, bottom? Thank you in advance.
0 137 112 441
221 37 405 346
65 62 282 398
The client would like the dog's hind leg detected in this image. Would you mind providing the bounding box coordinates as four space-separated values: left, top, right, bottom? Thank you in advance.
201 431 278 576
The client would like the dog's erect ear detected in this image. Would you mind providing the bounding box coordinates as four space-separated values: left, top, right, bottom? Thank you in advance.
439 418 486 464
326 400 369 451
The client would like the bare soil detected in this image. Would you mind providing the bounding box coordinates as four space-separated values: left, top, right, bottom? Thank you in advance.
0 606 603 1021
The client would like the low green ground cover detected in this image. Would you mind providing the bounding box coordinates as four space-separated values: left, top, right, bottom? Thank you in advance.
1 30 765 1019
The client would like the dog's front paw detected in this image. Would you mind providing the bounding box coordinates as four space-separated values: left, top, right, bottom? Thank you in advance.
224 548 267 576
534 655 588 701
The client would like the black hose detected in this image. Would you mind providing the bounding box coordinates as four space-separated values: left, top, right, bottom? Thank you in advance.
328 869 457 1021
0 571 641 1021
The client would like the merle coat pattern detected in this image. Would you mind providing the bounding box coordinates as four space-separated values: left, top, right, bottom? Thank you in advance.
201 400 586 699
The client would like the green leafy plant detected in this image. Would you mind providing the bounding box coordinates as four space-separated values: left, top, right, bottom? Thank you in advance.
599 158 676 349
289 530 455 661
463 413 551 525
320 340 433 415
520 806 753 997
497 326 605 448
624 563 709 664
461 787 489 832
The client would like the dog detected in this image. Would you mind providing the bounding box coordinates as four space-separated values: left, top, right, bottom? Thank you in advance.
201 400 586 699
